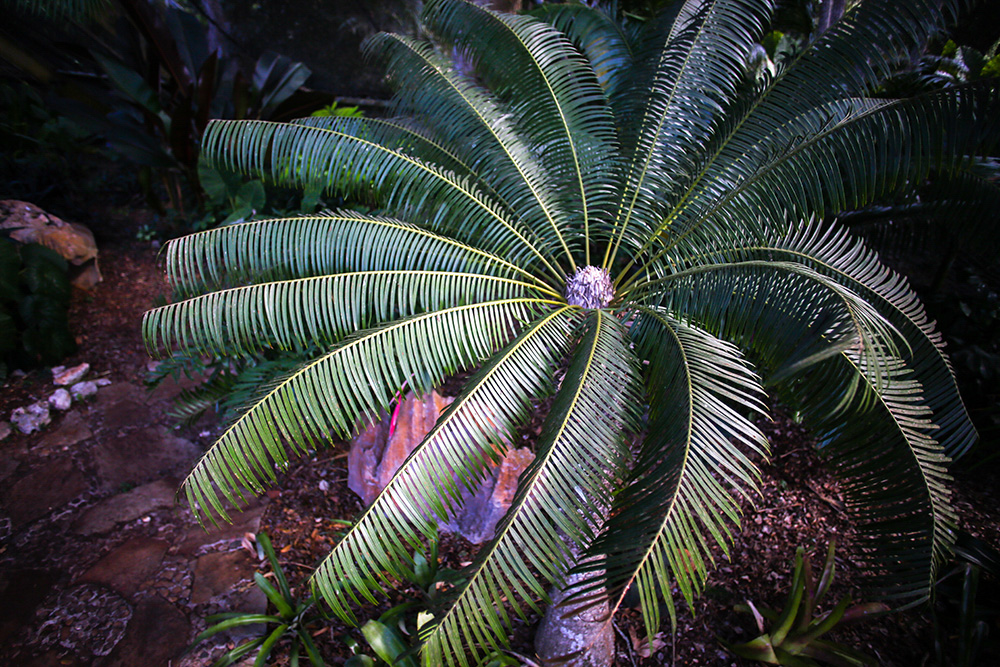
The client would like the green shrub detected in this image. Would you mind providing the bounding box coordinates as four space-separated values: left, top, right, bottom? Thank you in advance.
0 237 75 376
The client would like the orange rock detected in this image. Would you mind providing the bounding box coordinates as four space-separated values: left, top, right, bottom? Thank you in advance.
0 200 101 289
346 390 535 544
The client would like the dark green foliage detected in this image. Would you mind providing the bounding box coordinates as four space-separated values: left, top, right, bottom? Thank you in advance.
186 532 326 667
723 541 888 666
0 238 75 376
932 532 1000 667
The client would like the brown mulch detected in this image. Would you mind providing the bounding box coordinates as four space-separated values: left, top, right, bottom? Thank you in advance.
3 205 999 666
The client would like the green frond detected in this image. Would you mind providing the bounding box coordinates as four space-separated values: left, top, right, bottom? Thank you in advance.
575 308 768 640
606 0 774 265
144 271 549 359
290 115 478 179
5 0 109 20
658 221 977 459
639 82 1000 273
201 119 563 281
364 31 578 268
422 0 621 266
420 311 644 666
846 167 1000 265
693 0 968 177
529 2 640 103
162 211 543 299
779 351 956 602
643 257 956 600
310 307 578 619
180 299 549 524
632 258 903 395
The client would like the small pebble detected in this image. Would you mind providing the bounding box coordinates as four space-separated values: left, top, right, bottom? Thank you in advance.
11 402 52 434
70 381 98 400
49 388 72 411
53 363 90 386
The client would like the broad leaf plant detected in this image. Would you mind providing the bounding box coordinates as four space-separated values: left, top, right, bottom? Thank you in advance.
143 0 1000 664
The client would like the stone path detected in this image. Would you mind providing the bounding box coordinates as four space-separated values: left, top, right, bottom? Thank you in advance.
0 369 270 666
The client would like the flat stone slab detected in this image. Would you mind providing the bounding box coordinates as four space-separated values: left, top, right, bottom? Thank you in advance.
97 597 190 667
3 458 87 528
34 410 92 454
0 455 19 483
177 502 268 556
93 427 200 490
190 550 256 605
73 479 177 535
98 399 151 434
77 537 169 598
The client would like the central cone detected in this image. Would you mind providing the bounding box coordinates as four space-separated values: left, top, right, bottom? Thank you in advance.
564 266 614 309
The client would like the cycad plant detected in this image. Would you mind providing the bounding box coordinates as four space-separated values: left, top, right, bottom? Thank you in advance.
143 0 1000 663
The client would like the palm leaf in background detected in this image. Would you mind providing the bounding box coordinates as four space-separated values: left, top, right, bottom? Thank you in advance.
144 0 1000 663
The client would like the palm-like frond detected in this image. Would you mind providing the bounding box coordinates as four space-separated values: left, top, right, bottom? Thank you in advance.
577 309 768 639
201 119 563 281
422 312 643 666
146 0 997 662
423 0 620 266
313 308 578 615
178 299 548 523
162 212 541 298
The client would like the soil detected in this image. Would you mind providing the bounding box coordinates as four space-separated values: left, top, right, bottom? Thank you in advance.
2 205 999 666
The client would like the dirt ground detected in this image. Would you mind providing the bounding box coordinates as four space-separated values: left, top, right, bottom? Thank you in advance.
2 206 999 666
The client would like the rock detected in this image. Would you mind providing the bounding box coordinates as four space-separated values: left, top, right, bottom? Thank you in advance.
348 390 453 506
93 426 200 490
70 380 98 400
77 537 170 597
97 597 189 667
0 420 11 441
2 457 87 527
0 455 19 483
93 382 154 431
34 410 92 453
73 479 177 535
225 584 269 642
190 550 256 605
177 501 268 556
48 388 72 411
10 402 51 434
442 447 535 544
0 200 101 290
95 378 112 387
347 391 535 543
53 362 90 386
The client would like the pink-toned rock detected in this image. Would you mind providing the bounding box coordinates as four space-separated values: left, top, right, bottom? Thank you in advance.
348 390 453 506
10 402 51 434
443 447 535 544
346 391 534 544
53 362 90 386
0 200 101 289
